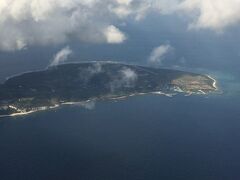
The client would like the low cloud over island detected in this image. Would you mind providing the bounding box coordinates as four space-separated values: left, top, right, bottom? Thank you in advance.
148 44 173 65
50 46 73 66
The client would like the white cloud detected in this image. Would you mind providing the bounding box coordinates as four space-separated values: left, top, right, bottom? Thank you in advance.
148 44 172 64
121 67 138 86
104 25 126 44
0 0 145 51
78 62 103 83
0 0 240 51
77 101 96 110
116 0 132 6
179 0 240 31
110 67 138 91
50 46 73 66
150 0 240 31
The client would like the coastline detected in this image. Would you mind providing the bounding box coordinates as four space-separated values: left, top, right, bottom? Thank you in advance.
0 86 217 118
0 105 60 118
207 75 218 90
0 91 173 118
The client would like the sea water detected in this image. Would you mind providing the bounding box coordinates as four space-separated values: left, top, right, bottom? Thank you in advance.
0 93 240 180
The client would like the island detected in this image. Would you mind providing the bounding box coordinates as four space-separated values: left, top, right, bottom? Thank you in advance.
0 62 217 117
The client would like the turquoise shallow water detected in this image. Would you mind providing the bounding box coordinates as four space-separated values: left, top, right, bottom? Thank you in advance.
0 93 240 180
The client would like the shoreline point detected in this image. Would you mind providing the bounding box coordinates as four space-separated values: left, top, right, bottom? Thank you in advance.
207 75 218 90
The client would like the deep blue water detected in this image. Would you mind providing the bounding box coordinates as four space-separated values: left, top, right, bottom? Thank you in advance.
0 94 240 180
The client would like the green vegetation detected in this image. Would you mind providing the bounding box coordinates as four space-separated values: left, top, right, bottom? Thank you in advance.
0 62 217 116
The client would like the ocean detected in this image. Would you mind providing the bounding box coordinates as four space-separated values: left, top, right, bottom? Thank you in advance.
0 94 240 180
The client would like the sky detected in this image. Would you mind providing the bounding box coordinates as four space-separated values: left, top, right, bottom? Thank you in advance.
1 0 240 82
